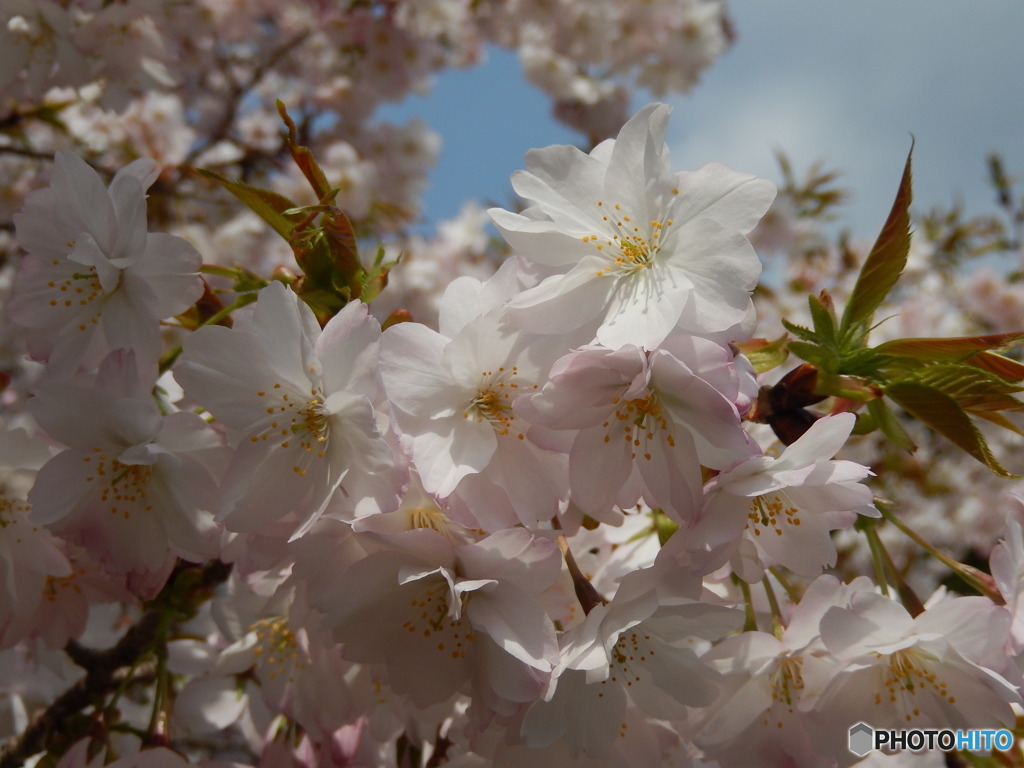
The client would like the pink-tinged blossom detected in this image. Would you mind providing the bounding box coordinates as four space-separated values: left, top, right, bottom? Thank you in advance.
695 575 875 768
27 351 223 585
0 494 72 650
990 509 1024 653
691 413 878 581
380 290 567 531
490 102 775 349
0 1 89 107
10 151 202 377
175 282 401 536
518 335 757 523
0 421 70 648
521 563 738 760
306 527 561 710
816 592 1021 737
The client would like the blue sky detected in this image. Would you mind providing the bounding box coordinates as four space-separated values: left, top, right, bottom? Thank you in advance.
383 1 1024 241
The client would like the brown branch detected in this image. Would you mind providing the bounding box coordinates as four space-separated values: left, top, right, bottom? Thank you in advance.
184 30 311 167
0 560 231 768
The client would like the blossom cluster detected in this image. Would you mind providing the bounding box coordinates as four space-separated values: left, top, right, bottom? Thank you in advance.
3 95 1024 768
0 0 733 287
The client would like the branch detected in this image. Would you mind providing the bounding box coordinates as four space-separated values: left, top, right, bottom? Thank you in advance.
0 560 232 768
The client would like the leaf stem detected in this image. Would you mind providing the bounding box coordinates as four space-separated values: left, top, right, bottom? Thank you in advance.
876 500 1002 603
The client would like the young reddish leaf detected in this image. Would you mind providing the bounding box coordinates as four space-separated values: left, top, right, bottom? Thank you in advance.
875 332 1024 361
277 100 332 202
909 364 1024 414
733 335 790 374
975 410 1024 438
885 380 1018 478
970 351 1024 382
840 144 913 334
197 169 304 240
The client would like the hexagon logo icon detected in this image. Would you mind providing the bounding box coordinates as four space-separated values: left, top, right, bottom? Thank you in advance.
848 722 874 756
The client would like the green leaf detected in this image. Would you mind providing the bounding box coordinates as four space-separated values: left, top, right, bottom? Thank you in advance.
840 143 914 334
885 380 1018 477
835 347 891 378
197 169 304 240
908 364 1024 414
866 397 916 451
808 291 838 341
812 372 882 402
780 318 817 343
734 335 790 375
786 340 835 370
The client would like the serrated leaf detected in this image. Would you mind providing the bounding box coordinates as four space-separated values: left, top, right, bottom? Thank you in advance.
808 292 838 342
875 332 1024 361
840 144 914 334
786 341 835 369
836 347 891 377
734 335 790 374
908 364 1024 413
780 318 817 343
969 351 1024 382
197 169 304 240
866 397 916 451
975 410 1024 438
886 380 1018 477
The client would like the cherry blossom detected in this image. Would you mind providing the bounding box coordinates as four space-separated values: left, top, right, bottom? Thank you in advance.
9 151 203 377
380 276 568 530
692 413 879 581
1 3 1023 762
519 335 757 522
491 102 776 349
176 282 401 536
521 561 738 760
308 527 561 711
817 592 1021 734
26 351 223 584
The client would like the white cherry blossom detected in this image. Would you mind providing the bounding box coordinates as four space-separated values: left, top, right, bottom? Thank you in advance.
10 151 202 376
491 102 775 349
692 412 879 581
176 282 401 536
27 351 224 582
518 335 757 523
380 276 568 531
817 592 1021 737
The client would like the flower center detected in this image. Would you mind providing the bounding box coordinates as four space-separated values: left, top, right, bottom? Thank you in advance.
46 263 105 332
462 365 535 439
601 394 675 460
251 617 304 683
0 494 29 526
876 648 955 721
748 492 802 536
80 449 155 520
254 384 331 476
597 629 656 700
407 505 454 537
400 580 477 660
769 655 805 709
761 655 806 728
584 195 678 277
